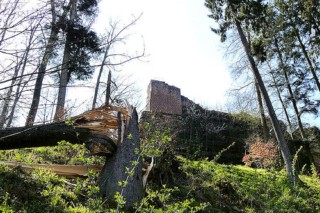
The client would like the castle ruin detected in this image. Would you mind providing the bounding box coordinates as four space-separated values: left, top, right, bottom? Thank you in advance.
146 80 182 115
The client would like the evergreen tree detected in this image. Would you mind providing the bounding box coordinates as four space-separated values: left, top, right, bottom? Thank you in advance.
205 0 297 183
54 0 100 121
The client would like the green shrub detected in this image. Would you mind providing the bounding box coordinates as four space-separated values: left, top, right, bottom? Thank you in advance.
178 156 320 212
0 141 104 165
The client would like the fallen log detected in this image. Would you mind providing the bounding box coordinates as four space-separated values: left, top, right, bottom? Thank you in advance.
0 161 103 178
0 161 152 179
0 105 126 153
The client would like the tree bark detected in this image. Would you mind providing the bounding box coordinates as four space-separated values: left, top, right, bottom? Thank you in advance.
105 70 112 106
54 0 77 121
0 121 115 153
0 123 96 150
92 46 110 109
0 63 19 128
270 71 294 140
255 81 269 141
1 105 119 153
275 37 317 171
26 0 71 126
235 20 297 183
1 36 35 128
247 26 268 141
99 107 144 209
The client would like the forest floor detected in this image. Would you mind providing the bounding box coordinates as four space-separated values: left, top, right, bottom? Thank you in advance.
0 142 320 212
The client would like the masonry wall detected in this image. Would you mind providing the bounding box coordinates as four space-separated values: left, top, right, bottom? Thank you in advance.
146 80 182 115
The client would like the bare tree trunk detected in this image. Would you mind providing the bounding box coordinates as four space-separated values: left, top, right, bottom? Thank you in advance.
255 81 268 141
270 71 294 140
235 20 297 183
0 62 20 128
99 107 144 209
0 1 32 127
26 0 71 126
6 80 27 127
92 46 110 109
247 26 268 141
106 70 112 105
53 45 71 121
274 38 306 139
2 103 143 207
2 22 38 128
54 0 77 121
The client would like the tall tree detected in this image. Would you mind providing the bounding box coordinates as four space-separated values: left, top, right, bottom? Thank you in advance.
0 17 41 128
246 25 268 141
253 1 320 138
54 0 78 121
205 0 297 182
269 68 294 139
271 0 320 94
26 0 71 126
274 38 306 139
0 0 51 127
54 0 100 121
255 81 269 141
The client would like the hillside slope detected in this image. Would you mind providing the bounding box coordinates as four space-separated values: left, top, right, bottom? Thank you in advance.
0 143 320 212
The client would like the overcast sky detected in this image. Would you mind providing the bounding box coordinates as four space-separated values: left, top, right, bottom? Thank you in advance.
93 0 232 109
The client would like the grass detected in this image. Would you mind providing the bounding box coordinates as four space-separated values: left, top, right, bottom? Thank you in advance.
179 156 320 212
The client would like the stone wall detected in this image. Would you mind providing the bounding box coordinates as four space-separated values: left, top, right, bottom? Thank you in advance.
146 80 182 115
143 80 320 168
181 95 194 109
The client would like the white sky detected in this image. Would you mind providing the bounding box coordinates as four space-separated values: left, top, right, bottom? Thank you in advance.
6 0 320 127
93 0 232 110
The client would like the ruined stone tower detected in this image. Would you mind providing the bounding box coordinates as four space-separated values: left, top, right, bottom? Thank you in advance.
146 80 182 115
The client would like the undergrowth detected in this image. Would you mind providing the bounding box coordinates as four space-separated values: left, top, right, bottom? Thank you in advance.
0 141 104 165
0 142 320 212
179 156 320 212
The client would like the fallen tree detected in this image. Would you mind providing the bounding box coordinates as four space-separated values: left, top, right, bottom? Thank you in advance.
0 104 145 209
0 161 103 178
0 105 124 152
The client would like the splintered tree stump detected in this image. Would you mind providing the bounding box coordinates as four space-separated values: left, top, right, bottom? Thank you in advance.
98 107 144 208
